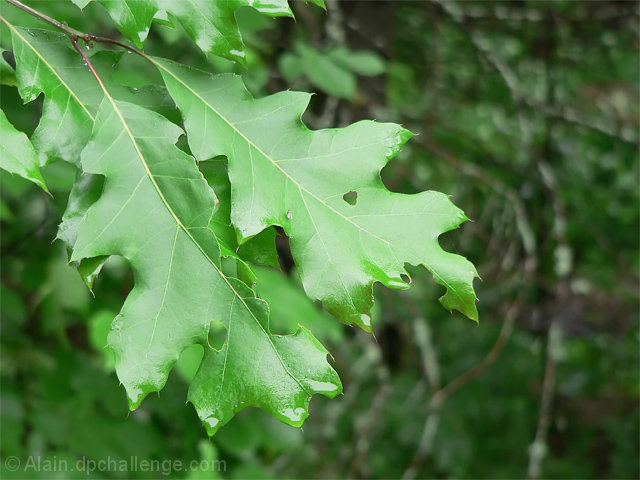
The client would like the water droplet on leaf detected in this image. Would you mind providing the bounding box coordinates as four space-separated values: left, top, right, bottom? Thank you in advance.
280 407 305 423
204 416 219 429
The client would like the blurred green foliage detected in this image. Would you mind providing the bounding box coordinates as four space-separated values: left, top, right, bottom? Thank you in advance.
1 1 638 479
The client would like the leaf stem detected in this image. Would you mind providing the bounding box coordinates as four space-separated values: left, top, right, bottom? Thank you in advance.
86 35 151 61
70 36 107 91
4 0 151 62
5 0 87 38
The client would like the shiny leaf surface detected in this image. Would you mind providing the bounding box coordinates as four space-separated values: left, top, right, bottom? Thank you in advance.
0 108 48 192
84 0 325 62
4 25 175 165
71 96 341 435
200 157 279 269
78 0 261 61
2 22 99 164
155 59 479 330
95 0 157 48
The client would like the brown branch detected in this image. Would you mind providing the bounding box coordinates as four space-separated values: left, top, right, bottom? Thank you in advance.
5 0 86 38
4 0 151 63
440 298 521 401
401 294 525 480
84 35 150 60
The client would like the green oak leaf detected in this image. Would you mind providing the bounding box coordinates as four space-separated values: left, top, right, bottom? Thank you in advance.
94 0 158 48
4 25 179 287
200 157 279 269
4 25 177 165
2 22 99 165
58 161 280 292
57 172 103 248
0 109 48 192
56 171 108 290
70 96 341 435
83 0 324 63
57 155 277 292
154 59 479 331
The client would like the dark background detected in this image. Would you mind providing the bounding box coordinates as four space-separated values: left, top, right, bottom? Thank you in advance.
1 1 638 478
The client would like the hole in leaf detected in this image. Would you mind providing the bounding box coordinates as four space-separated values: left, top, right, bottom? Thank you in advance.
90 254 132 298
343 190 358 206
275 227 294 273
207 319 227 351
401 273 410 284
175 344 204 382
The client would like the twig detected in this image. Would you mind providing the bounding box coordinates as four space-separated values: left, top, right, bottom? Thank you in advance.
421 139 537 262
403 407 441 480
333 332 385 474
402 296 524 480
413 317 441 391
438 297 521 401
347 358 391 478
401 317 441 480
324 0 346 46
83 35 150 60
525 17 567 479
526 322 560 480
5 0 86 38
70 36 106 89
4 0 151 62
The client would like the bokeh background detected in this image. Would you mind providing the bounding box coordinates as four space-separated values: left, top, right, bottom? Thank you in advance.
1 1 638 479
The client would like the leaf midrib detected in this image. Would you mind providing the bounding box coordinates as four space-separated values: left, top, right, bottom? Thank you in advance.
152 58 394 249
99 91 309 396
152 59 464 310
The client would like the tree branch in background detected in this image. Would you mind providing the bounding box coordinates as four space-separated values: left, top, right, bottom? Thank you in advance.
401 317 442 480
434 0 638 145
422 139 537 264
402 296 526 480
525 17 570 476
526 322 561 480
347 356 391 478
400 122 541 476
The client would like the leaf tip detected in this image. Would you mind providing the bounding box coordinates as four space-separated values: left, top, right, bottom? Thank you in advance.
355 313 373 333
202 415 222 437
